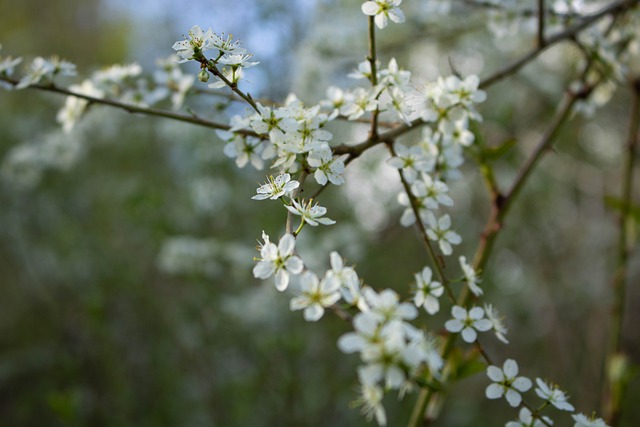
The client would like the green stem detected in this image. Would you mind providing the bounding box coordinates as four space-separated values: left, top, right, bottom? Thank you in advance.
602 79 640 426
286 170 308 235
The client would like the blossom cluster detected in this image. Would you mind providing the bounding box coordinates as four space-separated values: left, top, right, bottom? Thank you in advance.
485 359 610 427
0 45 197 133
338 288 443 425
220 96 347 188
389 75 486 258
172 24 257 88
0 1 625 425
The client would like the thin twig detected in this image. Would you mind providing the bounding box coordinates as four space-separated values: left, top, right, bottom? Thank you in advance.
538 0 546 47
480 0 638 89
367 16 380 141
0 77 262 137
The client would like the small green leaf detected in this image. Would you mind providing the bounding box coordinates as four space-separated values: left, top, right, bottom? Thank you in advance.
482 138 518 160
447 348 487 381
604 195 640 222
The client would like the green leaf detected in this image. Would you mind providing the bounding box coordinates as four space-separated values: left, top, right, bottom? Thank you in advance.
482 138 518 161
604 195 640 223
447 348 487 381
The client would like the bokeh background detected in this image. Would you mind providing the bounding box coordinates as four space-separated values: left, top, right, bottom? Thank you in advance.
0 0 638 426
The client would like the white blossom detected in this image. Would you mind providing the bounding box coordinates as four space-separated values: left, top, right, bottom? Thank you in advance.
445 305 492 343
361 0 405 29
354 384 387 426
252 232 304 291
387 142 434 183
17 56 75 89
535 378 575 411
219 53 258 68
506 407 553 427
285 198 336 226
413 266 444 314
572 413 610 427
290 271 341 321
308 147 346 186
484 304 509 344
486 359 532 407
220 132 264 170
172 25 215 62
252 173 299 200
459 256 483 296
426 213 462 255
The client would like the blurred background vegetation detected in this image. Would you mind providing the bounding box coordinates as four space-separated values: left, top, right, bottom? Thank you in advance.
0 0 638 426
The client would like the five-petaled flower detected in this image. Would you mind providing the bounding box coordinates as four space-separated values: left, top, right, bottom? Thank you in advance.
426 213 462 256
252 173 300 200
485 359 532 407
290 271 341 321
285 198 336 226
172 25 214 62
361 0 405 29
535 378 575 411
572 413 610 427
253 232 304 291
444 305 492 343
413 266 444 314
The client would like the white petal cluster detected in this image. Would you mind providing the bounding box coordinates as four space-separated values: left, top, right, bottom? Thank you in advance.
0 45 22 86
252 173 300 200
572 413 610 427
444 305 492 343
219 130 264 170
252 232 304 291
55 60 193 133
387 142 434 184
225 96 345 186
485 359 532 407
285 198 336 226
506 407 552 427
154 55 195 110
16 56 76 89
535 378 575 411
426 213 462 256
338 287 443 426
1 131 83 190
354 383 387 426
328 252 368 312
484 303 509 344
172 25 216 62
361 0 406 29
397 172 452 227
290 271 341 321
413 266 443 315
459 256 483 296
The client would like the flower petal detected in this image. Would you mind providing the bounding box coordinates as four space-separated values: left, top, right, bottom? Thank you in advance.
485 383 504 399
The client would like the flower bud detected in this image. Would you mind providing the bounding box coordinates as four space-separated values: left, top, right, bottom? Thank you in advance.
198 70 210 83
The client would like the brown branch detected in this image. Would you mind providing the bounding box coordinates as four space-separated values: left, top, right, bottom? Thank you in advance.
0 77 263 137
480 0 639 89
